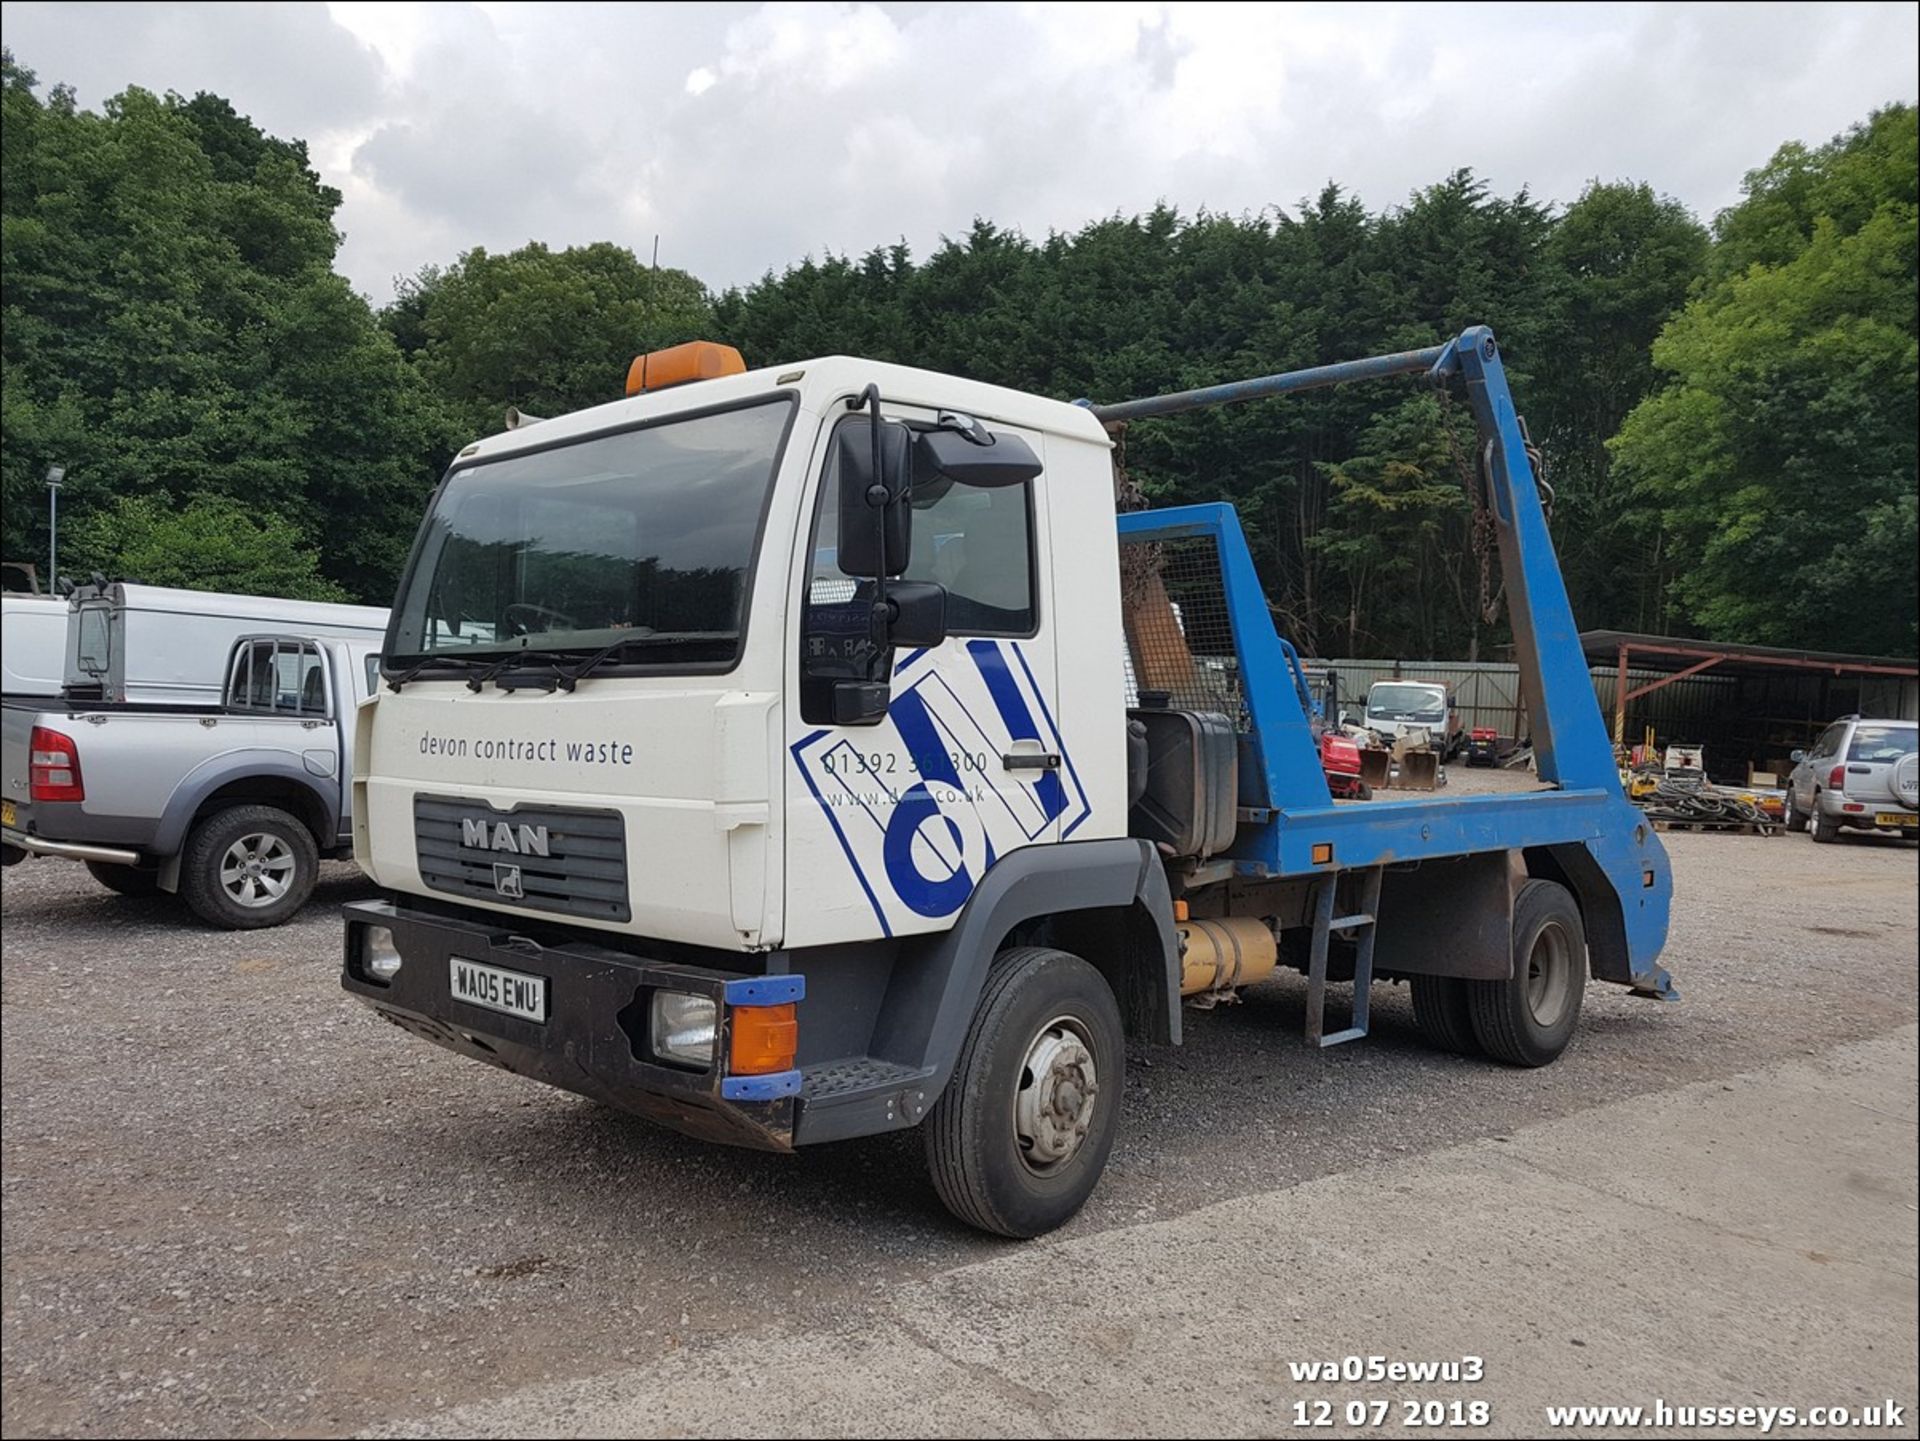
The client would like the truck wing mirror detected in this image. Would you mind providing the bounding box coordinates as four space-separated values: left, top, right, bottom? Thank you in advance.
834 416 914 578
882 580 947 650
913 427 1041 490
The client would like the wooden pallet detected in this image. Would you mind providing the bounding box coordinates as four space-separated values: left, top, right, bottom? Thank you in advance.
1649 817 1779 835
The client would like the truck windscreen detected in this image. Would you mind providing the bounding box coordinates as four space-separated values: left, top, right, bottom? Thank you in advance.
1368 684 1446 720
387 397 795 669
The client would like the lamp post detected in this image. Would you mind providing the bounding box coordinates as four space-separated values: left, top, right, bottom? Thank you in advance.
45 465 66 593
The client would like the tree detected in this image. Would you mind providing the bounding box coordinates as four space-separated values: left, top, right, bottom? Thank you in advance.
1610 105 1918 654
388 242 714 438
70 493 349 601
0 53 457 602
1531 182 1708 632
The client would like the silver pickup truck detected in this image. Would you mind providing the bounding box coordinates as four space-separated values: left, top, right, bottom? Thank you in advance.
2 634 379 928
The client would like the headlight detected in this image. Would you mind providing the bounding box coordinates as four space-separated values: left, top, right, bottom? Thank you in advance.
650 990 717 1069
364 924 403 981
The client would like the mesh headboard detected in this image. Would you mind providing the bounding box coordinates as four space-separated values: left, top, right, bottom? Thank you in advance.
1117 530 1251 732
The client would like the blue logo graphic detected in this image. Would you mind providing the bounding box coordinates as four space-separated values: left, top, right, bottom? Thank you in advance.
792 641 1090 934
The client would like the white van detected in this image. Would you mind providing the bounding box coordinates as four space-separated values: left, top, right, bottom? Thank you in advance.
65 583 388 705
1 595 69 697
1362 679 1464 758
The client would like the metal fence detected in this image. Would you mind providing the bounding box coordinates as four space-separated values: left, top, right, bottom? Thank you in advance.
1312 657 1748 742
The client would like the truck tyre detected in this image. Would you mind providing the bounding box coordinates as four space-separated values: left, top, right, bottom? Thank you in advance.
1808 802 1839 844
180 804 318 930
1783 789 1808 833
85 861 161 897
923 947 1124 1239
1467 879 1585 1068
1409 974 1479 1055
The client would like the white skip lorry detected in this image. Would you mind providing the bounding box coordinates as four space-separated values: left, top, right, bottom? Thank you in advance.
342 334 1678 1236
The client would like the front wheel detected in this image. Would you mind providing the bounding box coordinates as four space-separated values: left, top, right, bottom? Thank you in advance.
180 804 319 929
923 947 1124 1238
1467 879 1586 1067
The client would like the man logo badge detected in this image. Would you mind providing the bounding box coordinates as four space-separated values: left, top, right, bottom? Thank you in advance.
462 817 550 856
492 862 525 899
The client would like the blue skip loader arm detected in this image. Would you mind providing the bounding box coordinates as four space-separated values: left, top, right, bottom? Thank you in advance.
1104 328 1676 999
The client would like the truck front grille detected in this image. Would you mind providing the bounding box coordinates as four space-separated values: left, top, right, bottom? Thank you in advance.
413 794 630 923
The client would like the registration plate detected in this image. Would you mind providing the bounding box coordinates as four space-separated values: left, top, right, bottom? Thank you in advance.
1874 812 1916 829
449 957 547 1022
1 800 14 828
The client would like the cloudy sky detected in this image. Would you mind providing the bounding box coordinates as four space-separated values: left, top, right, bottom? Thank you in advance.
4 2 1916 304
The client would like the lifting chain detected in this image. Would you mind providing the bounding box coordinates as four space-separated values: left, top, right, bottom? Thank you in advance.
1437 388 1553 626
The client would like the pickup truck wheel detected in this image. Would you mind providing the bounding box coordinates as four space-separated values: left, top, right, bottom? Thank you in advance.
85 860 162 897
1467 879 1585 1068
1409 974 1479 1055
181 805 318 930
924 947 1123 1239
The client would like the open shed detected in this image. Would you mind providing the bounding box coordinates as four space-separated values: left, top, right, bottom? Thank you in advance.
1581 630 1919 784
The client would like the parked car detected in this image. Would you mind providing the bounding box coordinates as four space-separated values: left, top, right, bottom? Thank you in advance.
2 633 380 926
1784 716 1919 843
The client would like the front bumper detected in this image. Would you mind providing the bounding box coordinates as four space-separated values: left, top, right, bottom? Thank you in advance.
341 899 804 1151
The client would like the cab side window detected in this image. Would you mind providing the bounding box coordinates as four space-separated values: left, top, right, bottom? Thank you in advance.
1811 722 1847 758
799 417 1038 724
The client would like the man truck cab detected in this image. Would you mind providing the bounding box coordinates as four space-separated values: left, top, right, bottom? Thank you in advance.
343 335 1675 1236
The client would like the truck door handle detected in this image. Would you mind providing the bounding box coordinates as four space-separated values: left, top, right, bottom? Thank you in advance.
1002 751 1061 772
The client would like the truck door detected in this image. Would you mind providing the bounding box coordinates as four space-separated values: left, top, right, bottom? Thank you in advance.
784 409 1091 948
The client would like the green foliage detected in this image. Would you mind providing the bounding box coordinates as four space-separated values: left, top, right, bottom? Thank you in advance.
70 493 349 601
1613 104 1918 654
2 45 1910 658
388 242 714 439
715 177 1692 657
0 50 458 603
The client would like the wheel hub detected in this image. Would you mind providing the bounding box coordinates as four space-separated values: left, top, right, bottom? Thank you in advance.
1014 1018 1099 1173
1524 921 1575 1027
221 833 295 907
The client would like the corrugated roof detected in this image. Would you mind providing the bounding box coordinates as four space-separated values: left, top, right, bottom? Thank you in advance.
1578 630 1918 677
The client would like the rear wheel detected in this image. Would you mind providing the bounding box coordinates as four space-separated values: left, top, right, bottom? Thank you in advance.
1783 788 1808 833
1808 801 1839 845
180 804 318 929
924 947 1124 1238
1409 974 1479 1055
85 860 161 897
1467 879 1585 1067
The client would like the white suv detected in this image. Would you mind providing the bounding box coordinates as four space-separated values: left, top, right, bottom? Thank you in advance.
1785 716 1919 843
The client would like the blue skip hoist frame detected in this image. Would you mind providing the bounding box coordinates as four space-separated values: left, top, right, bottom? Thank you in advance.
1098 327 1677 1001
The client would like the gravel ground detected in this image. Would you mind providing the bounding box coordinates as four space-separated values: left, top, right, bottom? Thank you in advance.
3 824 1915 1438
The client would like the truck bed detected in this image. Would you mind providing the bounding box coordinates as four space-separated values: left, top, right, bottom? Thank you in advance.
1343 765 1550 804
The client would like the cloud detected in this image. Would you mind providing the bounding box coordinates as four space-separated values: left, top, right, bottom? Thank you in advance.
1 0 1914 304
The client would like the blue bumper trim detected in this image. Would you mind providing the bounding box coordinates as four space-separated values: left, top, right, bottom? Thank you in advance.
721 1069 803 1101
724 974 805 1006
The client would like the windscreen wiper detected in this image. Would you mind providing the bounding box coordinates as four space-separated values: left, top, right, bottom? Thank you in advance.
559 632 737 684
385 653 492 693
466 648 578 693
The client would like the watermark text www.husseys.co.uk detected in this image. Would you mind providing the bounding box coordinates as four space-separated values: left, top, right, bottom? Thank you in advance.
1544 1399 1907 1432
